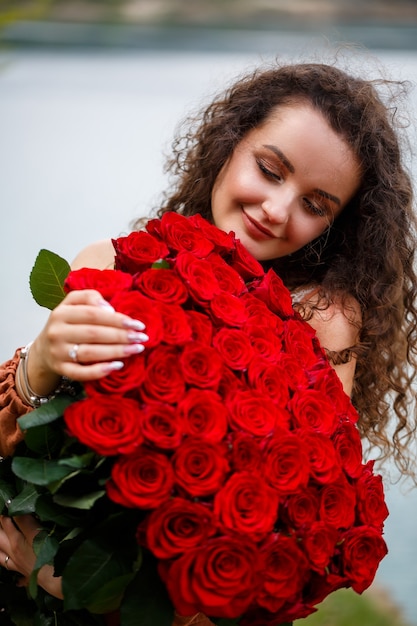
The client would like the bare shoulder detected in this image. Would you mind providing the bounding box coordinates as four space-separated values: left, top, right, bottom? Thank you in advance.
71 239 115 271
306 292 362 352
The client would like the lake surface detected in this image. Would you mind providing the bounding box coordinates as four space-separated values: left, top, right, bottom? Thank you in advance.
1 39 417 624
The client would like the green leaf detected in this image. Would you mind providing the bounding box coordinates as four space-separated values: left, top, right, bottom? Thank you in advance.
0 478 17 510
24 421 66 456
62 536 138 613
120 551 173 626
28 530 61 599
36 493 86 528
18 395 76 430
8 483 39 515
57 452 97 470
29 249 71 310
151 259 170 269
33 530 60 566
53 490 105 510
12 457 77 487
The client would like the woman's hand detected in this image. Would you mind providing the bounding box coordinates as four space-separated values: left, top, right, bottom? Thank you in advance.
26 289 148 397
0 514 63 599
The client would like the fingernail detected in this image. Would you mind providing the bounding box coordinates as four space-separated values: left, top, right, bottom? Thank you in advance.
103 361 124 373
124 344 145 356
123 319 146 331
127 331 149 343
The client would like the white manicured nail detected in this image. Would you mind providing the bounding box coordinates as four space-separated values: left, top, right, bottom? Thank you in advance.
104 361 125 373
124 319 146 331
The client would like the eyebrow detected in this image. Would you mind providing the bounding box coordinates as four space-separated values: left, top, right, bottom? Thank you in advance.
263 144 341 207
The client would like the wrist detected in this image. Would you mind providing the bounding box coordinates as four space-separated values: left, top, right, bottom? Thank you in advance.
16 342 62 407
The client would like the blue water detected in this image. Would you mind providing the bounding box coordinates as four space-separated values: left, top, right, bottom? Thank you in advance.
1 41 417 624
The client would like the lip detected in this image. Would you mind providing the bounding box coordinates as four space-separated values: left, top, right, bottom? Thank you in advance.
242 209 276 239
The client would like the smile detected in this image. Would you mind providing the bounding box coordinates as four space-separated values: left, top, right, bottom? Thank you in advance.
242 209 277 239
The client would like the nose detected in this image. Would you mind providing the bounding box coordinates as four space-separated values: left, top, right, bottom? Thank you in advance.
261 188 294 225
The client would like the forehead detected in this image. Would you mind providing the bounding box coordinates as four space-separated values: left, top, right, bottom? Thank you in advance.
244 103 362 206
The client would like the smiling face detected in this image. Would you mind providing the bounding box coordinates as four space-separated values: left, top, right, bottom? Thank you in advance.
211 103 362 261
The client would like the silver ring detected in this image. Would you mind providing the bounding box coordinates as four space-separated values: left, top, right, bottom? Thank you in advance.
4 555 9 569
68 344 80 363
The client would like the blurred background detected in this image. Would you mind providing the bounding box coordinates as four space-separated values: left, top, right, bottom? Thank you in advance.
1 1 417 625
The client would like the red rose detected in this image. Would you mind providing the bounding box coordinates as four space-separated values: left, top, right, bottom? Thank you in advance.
189 213 236 253
64 396 143 457
84 352 146 396
159 211 215 257
185 310 214 345
229 432 263 473
262 430 310 494
207 253 247 296
341 526 388 593
179 342 224 389
178 388 228 442
230 239 265 281
257 534 310 613
227 390 277 437
302 521 339 572
141 345 186 404
273 353 309 391
319 477 357 529
163 536 260 618
248 357 292 413
290 388 339 437
240 293 283 330
217 367 246 401
309 366 351 416
139 402 184 450
175 252 221 303
110 291 163 348
159 302 193 345
210 292 249 327
212 328 254 371
172 438 229 498
106 446 174 509
251 269 294 318
245 325 283 364
332 419 363 479
283 488 320 528
64 268 133 300
214 472 280 539
301 571 349 613
301 430 342 484
283 318 320 370
112 231 170 273
144 498 216 559
133 268 188 304
355 461 389 530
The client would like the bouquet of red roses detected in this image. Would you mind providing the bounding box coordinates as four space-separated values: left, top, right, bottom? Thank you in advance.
2 211 388 626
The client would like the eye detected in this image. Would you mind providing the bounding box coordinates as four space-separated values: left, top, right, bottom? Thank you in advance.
256 158 284 183
302 197 328 218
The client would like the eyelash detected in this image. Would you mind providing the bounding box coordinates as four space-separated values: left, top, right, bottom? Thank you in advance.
257 158 329 218
302 198 328 218
257 159 284 182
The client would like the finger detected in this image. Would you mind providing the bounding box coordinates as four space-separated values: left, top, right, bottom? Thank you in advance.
53 304 146 333
59 290 146 331
59 324 149 349
2 514 40 544
0 553 13 572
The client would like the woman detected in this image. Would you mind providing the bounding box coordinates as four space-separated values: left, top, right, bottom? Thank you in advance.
0 60 416 624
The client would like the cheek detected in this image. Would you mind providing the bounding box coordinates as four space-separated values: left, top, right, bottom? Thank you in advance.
291 216 329 246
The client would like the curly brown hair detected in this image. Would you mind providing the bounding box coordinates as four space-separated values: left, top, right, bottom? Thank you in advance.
134 61 417 480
